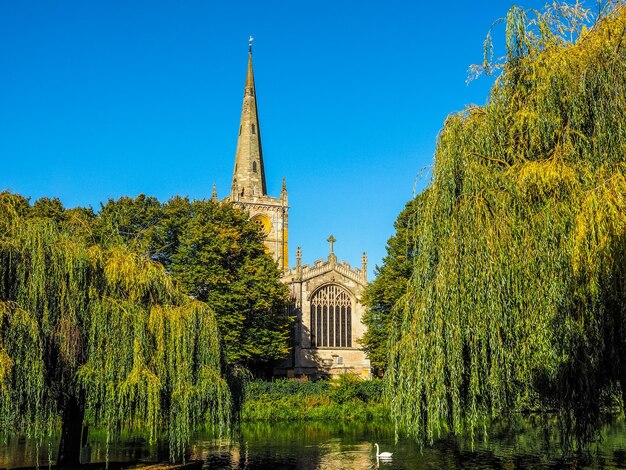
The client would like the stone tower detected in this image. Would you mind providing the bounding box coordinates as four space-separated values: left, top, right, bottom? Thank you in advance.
226 42 289 272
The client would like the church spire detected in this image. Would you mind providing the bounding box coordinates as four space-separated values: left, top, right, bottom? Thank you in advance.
231 39 267 199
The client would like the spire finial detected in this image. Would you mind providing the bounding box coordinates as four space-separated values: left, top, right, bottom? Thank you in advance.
282 177 287 192
362 252 368 283
249 35 254 52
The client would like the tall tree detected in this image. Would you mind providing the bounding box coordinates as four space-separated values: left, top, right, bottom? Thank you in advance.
361 195 422 375
0 192 230 464
387 3 626 447
95 195 291 373
165 199 291 372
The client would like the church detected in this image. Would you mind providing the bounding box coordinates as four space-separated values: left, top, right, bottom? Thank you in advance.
220 42 371 379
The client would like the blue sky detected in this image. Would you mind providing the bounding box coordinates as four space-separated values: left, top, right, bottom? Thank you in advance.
0 0 551 277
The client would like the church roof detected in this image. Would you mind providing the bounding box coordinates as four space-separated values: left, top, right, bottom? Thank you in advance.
285 239 368 286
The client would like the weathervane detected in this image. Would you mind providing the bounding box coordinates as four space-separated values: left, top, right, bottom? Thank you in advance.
249 35 254 52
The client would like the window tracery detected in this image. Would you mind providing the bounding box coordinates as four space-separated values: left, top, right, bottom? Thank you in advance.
310 284 352 348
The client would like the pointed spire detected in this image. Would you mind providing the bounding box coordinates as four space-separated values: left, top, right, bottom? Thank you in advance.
231 39 267 199
211 183 218 202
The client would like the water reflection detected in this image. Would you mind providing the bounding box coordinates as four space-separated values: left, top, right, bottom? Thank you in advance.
0 435 58 469
200 422 385 469
190 419 626 469
4 418 626 469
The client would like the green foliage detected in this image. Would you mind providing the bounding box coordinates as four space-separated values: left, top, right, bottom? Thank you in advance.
332 373 381 404
30 197 67 223
96 195 292 370
388 3 626 448
352 376 385 402
0 193 230 462
0 188 289 461
245 378 328 399
97 194 162 254
0 192 30 223
361 196 422 374
242 377 388 422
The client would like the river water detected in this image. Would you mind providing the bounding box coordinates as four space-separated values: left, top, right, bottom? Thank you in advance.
3 419 626 469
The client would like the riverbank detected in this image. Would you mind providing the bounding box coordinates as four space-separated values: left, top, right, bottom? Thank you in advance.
241 376 389 422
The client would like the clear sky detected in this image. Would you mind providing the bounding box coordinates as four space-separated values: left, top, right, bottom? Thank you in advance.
0 0 551 277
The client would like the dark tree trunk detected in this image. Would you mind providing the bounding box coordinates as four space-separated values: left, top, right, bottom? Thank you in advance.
57 395 86 467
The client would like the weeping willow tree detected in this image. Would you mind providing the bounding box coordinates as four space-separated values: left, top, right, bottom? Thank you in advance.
387 2 626 447
0 193 231 465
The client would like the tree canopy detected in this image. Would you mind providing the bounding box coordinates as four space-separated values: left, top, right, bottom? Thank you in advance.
387 3 626 447
0 190 289 462
96 195 292 371
0 192 231 463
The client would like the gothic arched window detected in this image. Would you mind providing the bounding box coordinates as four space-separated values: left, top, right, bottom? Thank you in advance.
310 284 352 348
252 124 256 135
253 161 257 172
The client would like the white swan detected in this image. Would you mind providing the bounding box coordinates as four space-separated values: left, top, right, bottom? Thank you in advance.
374 443 393 459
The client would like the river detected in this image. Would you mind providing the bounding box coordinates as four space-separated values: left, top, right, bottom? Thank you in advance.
3 418 626 469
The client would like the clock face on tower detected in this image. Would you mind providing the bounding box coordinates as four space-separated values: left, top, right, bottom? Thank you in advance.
252 214 272 235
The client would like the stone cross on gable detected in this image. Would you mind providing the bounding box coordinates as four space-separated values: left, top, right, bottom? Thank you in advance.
327 235 336 254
